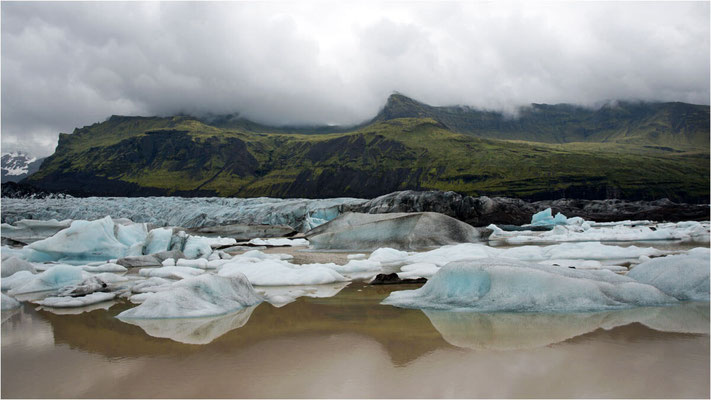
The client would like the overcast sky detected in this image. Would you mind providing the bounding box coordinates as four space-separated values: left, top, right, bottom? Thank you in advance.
2 1 709 157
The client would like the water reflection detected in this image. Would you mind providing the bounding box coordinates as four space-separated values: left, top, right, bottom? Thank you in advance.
423 302 709 351
36 300 116 316
119 305 258 345
257 282 350 307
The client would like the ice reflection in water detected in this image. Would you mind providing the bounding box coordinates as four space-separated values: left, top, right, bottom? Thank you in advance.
424 302 709 351
120 305 259 345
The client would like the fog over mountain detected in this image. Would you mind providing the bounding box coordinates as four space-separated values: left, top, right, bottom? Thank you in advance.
2 1 709 156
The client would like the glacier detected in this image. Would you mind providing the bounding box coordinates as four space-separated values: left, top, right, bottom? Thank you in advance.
1 196 365 232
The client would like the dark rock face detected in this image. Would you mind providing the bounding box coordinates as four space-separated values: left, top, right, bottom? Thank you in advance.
533 198 711 223
346 190 709 226
1 181 67 199
344 191 536 226
370 273 427 285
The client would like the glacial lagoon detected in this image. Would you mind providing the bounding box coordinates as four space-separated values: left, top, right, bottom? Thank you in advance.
1 197 709 398
2 281 709 398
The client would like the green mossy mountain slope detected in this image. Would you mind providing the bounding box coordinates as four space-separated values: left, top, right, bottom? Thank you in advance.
26 98 710 202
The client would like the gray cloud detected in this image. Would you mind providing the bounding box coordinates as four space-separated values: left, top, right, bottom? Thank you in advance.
2 1 709 156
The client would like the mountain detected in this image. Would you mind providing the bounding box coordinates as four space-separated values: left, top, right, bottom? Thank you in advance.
374 94 710 148
1 152 45 183
24 100 709 202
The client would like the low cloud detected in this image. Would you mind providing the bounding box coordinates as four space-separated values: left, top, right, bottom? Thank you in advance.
2 2 709 156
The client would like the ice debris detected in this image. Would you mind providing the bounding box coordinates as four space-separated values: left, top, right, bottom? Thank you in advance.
138 266 205 280
117 274 263 319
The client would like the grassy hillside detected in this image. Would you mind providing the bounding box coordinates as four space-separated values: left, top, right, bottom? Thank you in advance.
375 94 710 149
27 114 709 202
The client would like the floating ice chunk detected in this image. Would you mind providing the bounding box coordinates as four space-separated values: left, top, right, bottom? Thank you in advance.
182 236 213 259
1 256 36 277
397 263 440 279
218 259 348 286
27 216 145 262
627 250 710 301
347 253 367 260
247 238 309 247
80 263 127 273
176 258 208 269
144 228 174 255
138 266 205 280
328 259 382 274
368 248 412 267
1 293 21 310
530 208 568 226
120 305 258 344
117 274 263 319
8 265 86 295
1 270 35 291
162 258 176 267
383 258 676 312
34 292 116 308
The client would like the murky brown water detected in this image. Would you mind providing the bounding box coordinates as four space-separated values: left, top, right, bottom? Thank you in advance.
2 283 709 398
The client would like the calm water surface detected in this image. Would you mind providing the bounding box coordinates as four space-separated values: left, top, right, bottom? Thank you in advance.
2 283 709 398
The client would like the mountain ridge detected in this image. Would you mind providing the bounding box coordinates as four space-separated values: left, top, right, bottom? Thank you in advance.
22 102 710 202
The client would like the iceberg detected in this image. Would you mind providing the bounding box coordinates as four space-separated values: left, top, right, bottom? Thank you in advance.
26 216 147 262
382 258 677 312
306 212 482 250
8 264 86 295
1 293 21 310
182 236 214 259
117 274 263 319
627 249 710 301
34 292 116 308
530 208 568 226
218 259 348 286
143 228 174 255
